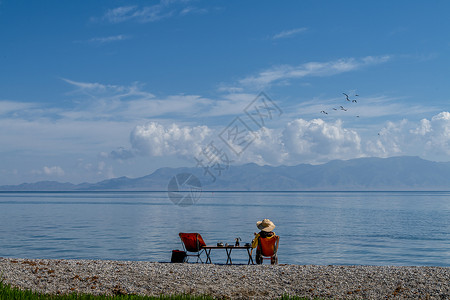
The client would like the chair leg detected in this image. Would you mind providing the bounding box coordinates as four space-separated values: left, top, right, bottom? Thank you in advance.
271 255 278 265
196 251 204 263
255 249 263 264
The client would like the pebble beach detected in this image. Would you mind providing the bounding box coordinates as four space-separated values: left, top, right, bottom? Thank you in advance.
1 257 449 299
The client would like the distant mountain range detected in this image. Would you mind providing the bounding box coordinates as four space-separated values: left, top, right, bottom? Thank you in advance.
1 156 450 191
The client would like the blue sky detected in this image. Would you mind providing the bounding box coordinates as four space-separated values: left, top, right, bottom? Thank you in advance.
1 0 450 185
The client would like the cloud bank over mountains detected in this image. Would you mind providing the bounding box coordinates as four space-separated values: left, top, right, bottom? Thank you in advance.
1 54 449 185
1 71 449 186
121 111 450 166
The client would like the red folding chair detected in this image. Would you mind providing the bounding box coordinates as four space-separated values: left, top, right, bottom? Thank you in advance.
255 235 279 264
179 233 207 263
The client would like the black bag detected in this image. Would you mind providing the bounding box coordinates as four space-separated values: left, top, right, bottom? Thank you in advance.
171 250 187 263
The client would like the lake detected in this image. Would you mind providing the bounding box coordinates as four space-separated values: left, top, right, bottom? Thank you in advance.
0 191 449 266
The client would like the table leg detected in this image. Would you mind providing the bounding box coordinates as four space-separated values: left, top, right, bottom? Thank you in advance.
247 248 255 265
205 249 212 264
225 248 233 264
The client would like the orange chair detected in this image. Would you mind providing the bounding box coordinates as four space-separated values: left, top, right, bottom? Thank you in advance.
179 233 207 263
255 235 279 264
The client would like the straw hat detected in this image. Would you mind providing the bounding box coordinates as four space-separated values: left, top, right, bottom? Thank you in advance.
256 219 275 232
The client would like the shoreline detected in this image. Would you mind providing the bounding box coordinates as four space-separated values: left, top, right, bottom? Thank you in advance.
1 257 449 299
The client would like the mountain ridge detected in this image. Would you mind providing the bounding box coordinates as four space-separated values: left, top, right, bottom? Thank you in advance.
1 156 450 191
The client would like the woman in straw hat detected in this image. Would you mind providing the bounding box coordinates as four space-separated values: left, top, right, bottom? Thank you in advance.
251 218 276 264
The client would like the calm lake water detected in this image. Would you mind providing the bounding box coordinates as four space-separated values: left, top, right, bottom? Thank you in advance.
0 191 449 266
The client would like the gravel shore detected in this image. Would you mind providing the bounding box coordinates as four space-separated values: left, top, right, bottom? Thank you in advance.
1 257 449 299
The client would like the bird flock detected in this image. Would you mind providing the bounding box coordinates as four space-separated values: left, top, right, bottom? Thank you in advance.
320 92 360 118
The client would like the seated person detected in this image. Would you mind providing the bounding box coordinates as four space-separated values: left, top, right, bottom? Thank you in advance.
252 218 276 264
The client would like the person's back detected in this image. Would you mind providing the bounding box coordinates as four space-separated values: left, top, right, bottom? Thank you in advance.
252 219 277 264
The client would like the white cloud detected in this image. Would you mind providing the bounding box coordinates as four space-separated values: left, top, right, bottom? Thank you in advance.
86 35 130 44
180 6 208 16
411 118 432 136
237 127 287 165
365 120 406 157
0 113 132 156
0 100 37 115
4 77 449 167
99 1 202 24
125 118 364 165
101 5 169 23
216 86 244 93
242 112 450 164
3 72 449 186
205 93 256 117
130 122 212 157
61 78 144 96
96 161 115 178
239 55 392 89
102 6 138 23
117 112 450 166
283 94 438 122
62 78 263 121
31 166 65 177
416 112 450 156
61 78 212 120
282 118 362 163
43 166 65 176
365 112 450 159
125 121 287 166
272 27 307 40
109 147 136 160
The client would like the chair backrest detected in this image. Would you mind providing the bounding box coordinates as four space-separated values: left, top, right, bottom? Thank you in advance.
258 235 279 257
179 233 206 252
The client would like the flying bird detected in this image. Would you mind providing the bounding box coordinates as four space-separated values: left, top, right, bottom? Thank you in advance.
343 93 351 101
340 106 347 111
332 108 338 110
352 99 357 103
320 110 328 114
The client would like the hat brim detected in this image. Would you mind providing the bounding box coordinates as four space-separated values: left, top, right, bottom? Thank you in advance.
257 221 275 232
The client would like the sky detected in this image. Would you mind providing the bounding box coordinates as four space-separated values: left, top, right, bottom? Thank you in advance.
1 0 450 185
